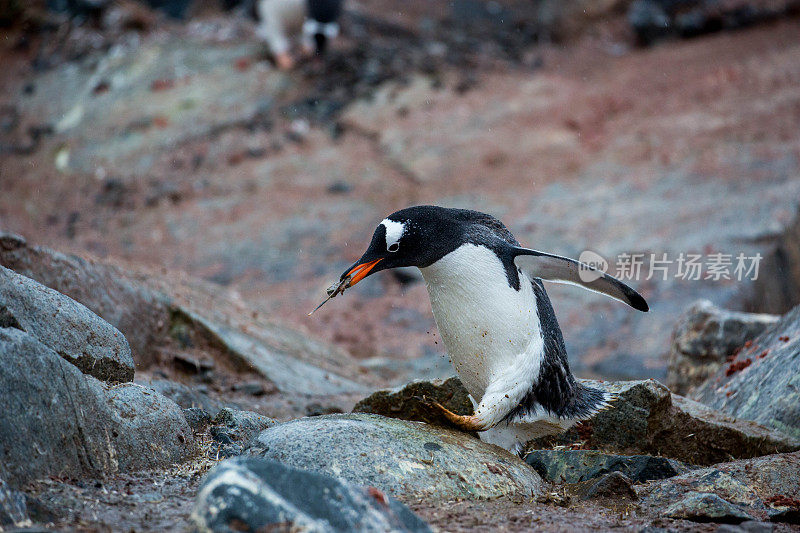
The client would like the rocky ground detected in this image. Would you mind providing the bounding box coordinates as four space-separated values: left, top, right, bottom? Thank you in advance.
2 0 800 531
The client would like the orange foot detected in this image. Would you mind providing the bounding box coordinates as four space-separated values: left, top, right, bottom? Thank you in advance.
274 52 295 71
421 397 486 432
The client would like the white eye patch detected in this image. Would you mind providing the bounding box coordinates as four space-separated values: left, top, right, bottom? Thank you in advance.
381 218 405 251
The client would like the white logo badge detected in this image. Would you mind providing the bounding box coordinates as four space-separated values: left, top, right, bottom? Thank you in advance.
578 250 608 282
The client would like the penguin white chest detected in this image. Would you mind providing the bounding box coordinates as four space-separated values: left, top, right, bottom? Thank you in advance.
419 244 542 400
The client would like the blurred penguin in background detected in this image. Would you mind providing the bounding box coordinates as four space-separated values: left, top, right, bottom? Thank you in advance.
255 0 344 70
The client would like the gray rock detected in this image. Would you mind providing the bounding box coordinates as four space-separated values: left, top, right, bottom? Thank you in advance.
578 471 638 501
534 379 800 465
662 492 754 524
717 522 774 533
693 305 800 440
0 232 369 395
667 300 778 395
192 457 431 533
359 350 454 384
248 413 544 500
137 377 227 418
208 408 278 457
352 377 474 427
0 476 29 527
524 450 691 484
0 266 134 383
183 407 213 431
0 231 167 368
0 327 195 485
628 0 798 45
640 451 800 524
644 468 763 511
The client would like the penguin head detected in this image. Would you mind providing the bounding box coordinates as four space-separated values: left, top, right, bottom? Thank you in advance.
339 206 467 286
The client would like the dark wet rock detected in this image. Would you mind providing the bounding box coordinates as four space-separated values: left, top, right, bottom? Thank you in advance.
628 0 672 45
305 403 344 416
0 232 370 395
525 450 691 484
183 407 213 432
693 305 800 440
231 380 269 396
247 413 544 500
326 180 353 194
0 266 134 383
0 327 195 485
667 300 778 395
662 492 754 524
212 408 277 444
192 456 431 533
137 377 227 418
578 472 639 501
207 408 278 458
0 476 28 527
533 379 800 465
352 377 474 426
628 0 797 45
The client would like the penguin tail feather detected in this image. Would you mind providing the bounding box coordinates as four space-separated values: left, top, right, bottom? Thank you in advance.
569 383 617 420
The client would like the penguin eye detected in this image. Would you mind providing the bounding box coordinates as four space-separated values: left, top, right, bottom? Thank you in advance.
387 242 400 253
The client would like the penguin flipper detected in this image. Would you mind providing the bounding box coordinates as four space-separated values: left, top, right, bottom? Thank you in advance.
512 247 649 312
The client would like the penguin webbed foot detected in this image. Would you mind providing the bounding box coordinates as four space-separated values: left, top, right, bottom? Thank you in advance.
417 395 486 432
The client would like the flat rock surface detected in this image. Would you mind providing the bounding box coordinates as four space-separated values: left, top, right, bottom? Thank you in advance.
693 305 800 440
0 265 134 383
192 456 431 533
247 413 544 500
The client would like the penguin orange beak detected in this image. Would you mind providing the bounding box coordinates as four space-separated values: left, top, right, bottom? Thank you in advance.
344 258 383 287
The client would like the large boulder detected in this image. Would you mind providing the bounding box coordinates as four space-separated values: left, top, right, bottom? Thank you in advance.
693 305 800 440
0 231 166 368
666 300 778 395
192 457 431 533
0 327 195 486
247 413 544 500
0 265 134 383
0 231 369 395
532 379 800 465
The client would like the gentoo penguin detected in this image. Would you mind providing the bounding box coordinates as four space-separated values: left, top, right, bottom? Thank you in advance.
326 205 648 454
255 0 344 70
